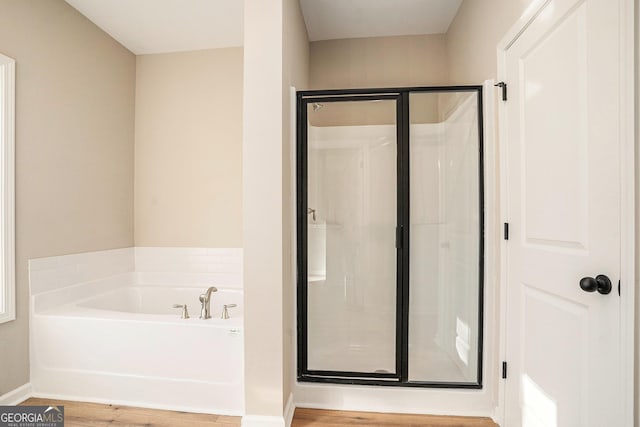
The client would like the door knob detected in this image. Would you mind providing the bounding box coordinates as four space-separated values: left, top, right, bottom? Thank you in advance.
579 275 612 295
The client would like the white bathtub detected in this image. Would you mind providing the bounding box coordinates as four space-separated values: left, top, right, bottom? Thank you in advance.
30 285 244 415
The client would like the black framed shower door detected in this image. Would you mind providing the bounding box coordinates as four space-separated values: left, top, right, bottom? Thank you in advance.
296 86 484 389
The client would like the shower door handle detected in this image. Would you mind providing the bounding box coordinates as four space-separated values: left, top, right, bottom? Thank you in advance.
395 226 403 249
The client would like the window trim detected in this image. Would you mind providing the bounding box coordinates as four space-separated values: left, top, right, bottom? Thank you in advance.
0 53 16 324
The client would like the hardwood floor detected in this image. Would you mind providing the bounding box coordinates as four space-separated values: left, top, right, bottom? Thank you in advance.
20 398 499 427
291 408 499 427
21 398 239 427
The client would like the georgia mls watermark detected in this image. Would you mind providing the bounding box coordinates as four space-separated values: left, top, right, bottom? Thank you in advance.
0 406 64 427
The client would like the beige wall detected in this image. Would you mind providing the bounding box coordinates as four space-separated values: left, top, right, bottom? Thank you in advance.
282 0 309 405
243 0 285 417
134 48 243 248
445 0 534 84
243 0 309 418
309 34 448 89
0 0 135 394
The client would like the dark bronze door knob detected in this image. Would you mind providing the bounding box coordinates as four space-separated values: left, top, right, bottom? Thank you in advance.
579 275 612 295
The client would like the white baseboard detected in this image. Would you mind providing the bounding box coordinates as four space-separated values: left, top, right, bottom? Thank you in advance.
284 393 295 427
241 415 286 427
492 405 503 426
294 382 494 417
0 383 32 405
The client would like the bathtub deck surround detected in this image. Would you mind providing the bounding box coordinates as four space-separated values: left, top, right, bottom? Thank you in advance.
28 247 244 415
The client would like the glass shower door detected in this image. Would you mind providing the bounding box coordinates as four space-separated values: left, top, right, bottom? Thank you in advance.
408 90 482 384
298 86 484 388
302 96 400 377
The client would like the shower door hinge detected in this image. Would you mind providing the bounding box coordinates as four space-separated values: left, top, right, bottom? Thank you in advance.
502 361 508 379
504 223 509 240
395 225 403 249
495 82 508 101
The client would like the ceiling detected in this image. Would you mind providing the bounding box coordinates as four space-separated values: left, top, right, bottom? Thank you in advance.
64 0 244 55
300 0 464 42
64 0 464 55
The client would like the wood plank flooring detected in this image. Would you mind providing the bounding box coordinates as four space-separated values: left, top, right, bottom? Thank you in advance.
21 398 238 427
291 408 499 427
20 398 499 427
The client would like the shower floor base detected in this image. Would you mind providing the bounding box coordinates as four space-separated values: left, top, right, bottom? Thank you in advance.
408 348 470 383
308 345 472 383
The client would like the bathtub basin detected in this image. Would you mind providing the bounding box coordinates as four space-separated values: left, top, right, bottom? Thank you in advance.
31 285 244 415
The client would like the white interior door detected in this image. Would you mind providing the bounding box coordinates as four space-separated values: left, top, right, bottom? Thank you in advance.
502 0 624 425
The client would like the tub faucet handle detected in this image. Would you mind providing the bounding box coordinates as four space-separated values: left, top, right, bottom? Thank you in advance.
172 304 190 319
221 304 237 319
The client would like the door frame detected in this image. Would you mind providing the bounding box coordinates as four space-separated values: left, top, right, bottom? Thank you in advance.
296 86 486 389
292 83 501 417
495 0 636 424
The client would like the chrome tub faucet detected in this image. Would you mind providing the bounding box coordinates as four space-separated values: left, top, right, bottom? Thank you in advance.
199 286 218 319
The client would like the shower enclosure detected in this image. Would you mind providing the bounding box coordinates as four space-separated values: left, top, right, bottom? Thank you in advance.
296 86 483 388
